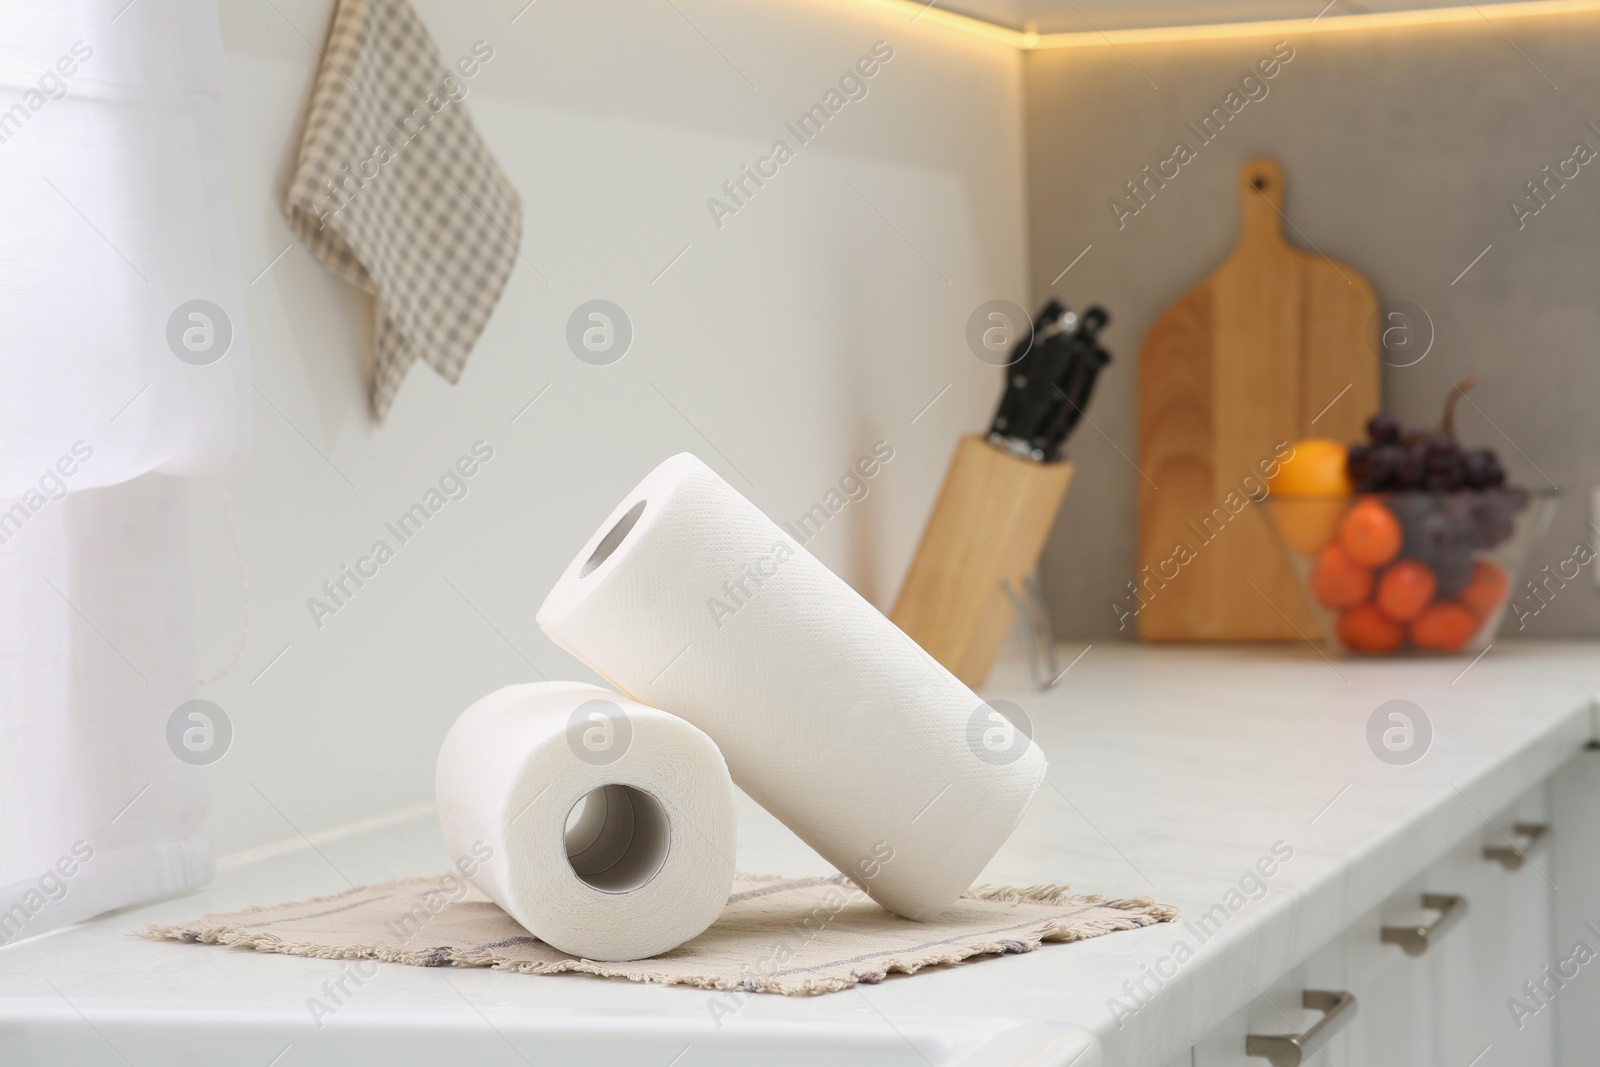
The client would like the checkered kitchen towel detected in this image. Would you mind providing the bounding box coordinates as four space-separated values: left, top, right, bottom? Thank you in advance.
284 0 522 420
143 873 1175 996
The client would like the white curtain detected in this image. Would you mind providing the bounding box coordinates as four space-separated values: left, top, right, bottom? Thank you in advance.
0 0 249 942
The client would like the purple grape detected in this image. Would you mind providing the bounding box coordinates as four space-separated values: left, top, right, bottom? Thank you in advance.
1426 469 1462 491
1424 432 1459 466
1393 500 1438 561
1367 414 1401 444
1397 445 1427 489
1415 512 1450 560
1469 492 1522 549
1389 494 1434 525
1470 496 1497 540
1462 450 1491 489
1354 398 1523 559
1441 493 1475 523
1370 443 1404 490
1347 444 1375 487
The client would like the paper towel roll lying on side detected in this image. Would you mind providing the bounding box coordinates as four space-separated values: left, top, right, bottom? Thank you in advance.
538 453 1047 921
435 681 737 961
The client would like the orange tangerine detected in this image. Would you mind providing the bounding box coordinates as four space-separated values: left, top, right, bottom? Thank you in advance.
1310 544 1371 609
1269 498 1348 559
1376 559 1437 622
1411 601 1479 652
1339 498 1403 567
1266 439 1352 497
1337 603 1405 653
1460 560 1509 618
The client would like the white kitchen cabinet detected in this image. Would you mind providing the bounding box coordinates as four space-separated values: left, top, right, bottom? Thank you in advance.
1550 745 1600 1065
1191 942 1349 1067
1186 759 1591 1067
1432 786 1558 1067
1424 829 1515 1067
1338 875 1437 1067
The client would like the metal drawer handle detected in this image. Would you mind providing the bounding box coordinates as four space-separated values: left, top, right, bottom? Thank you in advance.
1484 822 1549 870
1381 893 1468 956
1245 990 1358 1067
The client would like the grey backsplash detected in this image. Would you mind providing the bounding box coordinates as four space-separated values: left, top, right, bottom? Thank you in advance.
1023 18 1600 640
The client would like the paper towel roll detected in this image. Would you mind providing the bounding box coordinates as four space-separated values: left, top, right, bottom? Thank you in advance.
538 453 1047 921
435 681 737 961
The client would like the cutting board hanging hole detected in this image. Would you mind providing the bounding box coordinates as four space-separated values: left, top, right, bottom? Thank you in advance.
1238 157 1287 244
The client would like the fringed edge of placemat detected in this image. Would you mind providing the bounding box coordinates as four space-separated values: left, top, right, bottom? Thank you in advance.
137 878 1178 996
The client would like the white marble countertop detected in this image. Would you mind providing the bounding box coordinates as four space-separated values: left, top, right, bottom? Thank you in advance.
4 641 1598 1066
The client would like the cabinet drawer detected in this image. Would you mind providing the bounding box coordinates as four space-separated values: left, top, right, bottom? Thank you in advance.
1340 783 1556 1067
1430 784 1556 1067
1341 873 1436 1067
1550 747 1600 1067
1186 776 1563 1067
1191 940 1349 1067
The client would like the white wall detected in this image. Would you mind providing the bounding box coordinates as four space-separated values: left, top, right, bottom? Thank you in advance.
194 0 1027 854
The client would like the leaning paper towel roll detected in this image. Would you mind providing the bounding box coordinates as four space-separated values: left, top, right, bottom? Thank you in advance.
538 453 1047 921
435 682 737 961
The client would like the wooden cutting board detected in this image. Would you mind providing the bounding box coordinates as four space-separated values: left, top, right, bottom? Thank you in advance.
1136 157 1380 641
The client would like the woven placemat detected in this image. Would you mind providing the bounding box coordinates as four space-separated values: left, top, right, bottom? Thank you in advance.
142 873 1175 996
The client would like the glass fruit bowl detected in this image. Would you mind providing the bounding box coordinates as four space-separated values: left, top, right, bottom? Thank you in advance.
1261 488 1557 655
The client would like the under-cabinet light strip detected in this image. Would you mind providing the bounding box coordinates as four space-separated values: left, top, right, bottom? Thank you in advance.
847 0 1600 49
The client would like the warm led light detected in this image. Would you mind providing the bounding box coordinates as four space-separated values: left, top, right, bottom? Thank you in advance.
840 0 1032 47
846 0 1600 49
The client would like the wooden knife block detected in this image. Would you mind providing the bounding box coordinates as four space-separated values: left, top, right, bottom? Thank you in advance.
892 436 1073 687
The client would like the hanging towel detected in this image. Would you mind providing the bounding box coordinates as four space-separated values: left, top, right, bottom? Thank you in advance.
284 0 522 420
